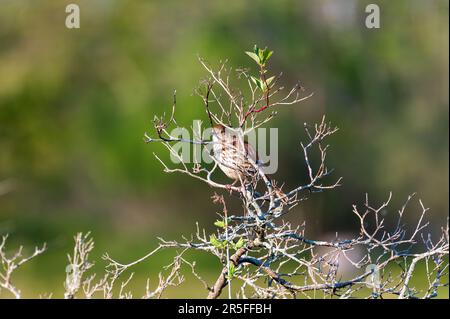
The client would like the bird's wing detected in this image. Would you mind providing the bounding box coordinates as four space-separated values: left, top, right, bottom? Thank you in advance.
244 141 258 163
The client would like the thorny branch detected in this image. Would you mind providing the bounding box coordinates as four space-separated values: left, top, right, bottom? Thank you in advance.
0 235 46 298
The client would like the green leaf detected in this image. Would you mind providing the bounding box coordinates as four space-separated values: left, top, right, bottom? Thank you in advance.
250 76 263 90
259 49 266 62
210 234 222 249
214 220 225 228
227 263 236 279
262 49 273 64
253 44 259 55
234 237 245 250
245 51 260 65
253 75 274 92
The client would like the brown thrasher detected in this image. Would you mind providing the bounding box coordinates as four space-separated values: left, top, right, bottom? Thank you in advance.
211 124 288 203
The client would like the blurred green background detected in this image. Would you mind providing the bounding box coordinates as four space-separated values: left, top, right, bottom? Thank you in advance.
0 0 448 298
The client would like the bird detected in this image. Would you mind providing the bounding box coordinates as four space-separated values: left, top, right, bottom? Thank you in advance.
211 123 289 203
211 123 258 182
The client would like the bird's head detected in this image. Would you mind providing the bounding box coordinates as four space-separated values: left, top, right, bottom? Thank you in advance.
212 123 226 134
211 124 228 141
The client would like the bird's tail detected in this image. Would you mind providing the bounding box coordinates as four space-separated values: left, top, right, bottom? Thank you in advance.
271 181 289 204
